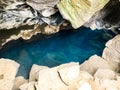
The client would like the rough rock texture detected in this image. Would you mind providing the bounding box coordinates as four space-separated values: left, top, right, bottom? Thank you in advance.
85 0 120 31
26 0 59 17
57 0 109 28
0 58 20 90
0 23 61 48
80 55 111 75
102 35 120 71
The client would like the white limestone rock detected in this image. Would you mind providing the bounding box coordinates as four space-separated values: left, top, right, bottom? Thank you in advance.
99 79 119 90
102 47 120 71
19 81 35 90
36 68 68 90
29 64 48 81
0 58 20 90
57 62 80 85
80 55 111 75
105 34 120 53
94 69 116 80
78 81 92 90
13 76 28 90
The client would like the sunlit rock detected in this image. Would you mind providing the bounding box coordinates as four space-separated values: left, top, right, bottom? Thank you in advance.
106 35 120 53
0 58 20 90
78 81 92 90
80 55 111 75
102 48 120 71
95 79 119 90
13 76 28 90
57 0 109 28
57 62 80 85
36 68 68 90
29 64 48 81
94 69 116 80
19 81 35 90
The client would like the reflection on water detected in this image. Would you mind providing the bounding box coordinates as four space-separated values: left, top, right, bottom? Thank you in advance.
0 27 115 78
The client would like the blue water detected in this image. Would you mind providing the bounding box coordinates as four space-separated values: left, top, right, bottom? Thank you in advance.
0 27 115 78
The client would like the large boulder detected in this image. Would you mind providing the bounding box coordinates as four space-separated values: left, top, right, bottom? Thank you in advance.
0 58 20 90
57 62 80 85
57 0 109 28
80 55 111 75
35 68 68 90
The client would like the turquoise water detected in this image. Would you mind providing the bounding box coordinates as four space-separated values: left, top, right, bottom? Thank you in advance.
0 27 115 78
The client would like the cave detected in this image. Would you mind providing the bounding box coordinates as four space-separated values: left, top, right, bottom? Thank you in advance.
0 0 120 90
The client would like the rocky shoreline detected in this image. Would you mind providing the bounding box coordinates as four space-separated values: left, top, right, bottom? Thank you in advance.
0 35 120 90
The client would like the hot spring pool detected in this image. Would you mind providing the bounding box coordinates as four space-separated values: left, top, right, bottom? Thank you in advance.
0 27 115 78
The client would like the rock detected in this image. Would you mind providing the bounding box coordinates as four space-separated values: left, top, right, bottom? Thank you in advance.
70 71 99 90
102 47 120 71
26 0 59 17
43 25 60 34
57 0 109 28
99 79 119 90
36 68 68 90
0 58 20 90
80 55 111 75
84 0 120 30
105 35 120 53
78 81 92 90
29 64 48 81
19 81 35 90
94 69 116 80
13 76 28 90
57 62 80 85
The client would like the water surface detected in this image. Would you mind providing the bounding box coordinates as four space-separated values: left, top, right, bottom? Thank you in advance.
0 27 115 78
